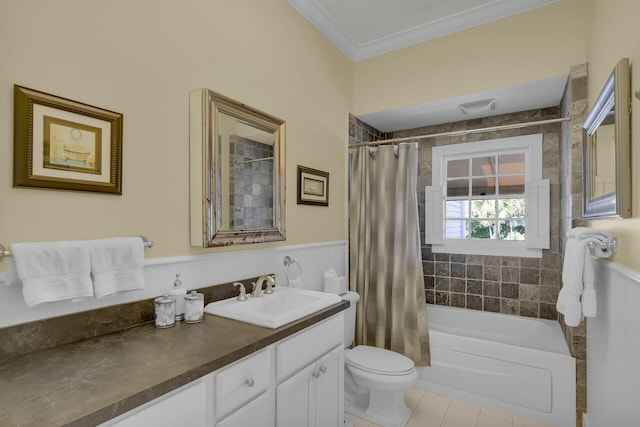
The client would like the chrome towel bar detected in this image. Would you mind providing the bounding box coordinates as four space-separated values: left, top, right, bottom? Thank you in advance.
0 236 154 263
587 237 617 254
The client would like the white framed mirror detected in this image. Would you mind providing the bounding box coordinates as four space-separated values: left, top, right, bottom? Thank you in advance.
583 58 631 219
190 89 286 247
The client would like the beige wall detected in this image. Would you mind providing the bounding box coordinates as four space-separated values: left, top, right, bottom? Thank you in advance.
0 0 352 261
584 0 640 272
353 0 587 116
4 0 638 274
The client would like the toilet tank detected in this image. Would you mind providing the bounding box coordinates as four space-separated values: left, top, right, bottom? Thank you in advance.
342 291 360 348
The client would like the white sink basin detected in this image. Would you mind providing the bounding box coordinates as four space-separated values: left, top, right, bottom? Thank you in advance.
204 286 342 329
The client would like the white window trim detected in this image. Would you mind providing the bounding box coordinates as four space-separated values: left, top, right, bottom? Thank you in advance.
425 134 549 258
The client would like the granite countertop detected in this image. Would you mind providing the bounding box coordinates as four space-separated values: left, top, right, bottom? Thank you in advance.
0 300 349 427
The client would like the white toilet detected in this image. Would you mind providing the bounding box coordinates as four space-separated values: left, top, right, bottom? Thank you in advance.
342 291 417 427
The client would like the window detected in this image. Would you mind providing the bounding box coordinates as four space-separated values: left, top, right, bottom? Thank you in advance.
425 134 549 258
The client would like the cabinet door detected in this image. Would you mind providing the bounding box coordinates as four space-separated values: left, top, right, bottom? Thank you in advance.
314 346 344 427
216 389 275 427
276 364 316 427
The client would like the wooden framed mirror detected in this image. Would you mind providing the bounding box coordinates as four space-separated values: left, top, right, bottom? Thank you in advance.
190 89 286 247
583 58 631 219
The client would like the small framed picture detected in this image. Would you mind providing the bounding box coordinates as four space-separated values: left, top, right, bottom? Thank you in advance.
13 85 123 194
297 165 329 206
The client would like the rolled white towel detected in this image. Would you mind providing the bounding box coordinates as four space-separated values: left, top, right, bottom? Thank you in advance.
568 227 614 241
569 227 615 258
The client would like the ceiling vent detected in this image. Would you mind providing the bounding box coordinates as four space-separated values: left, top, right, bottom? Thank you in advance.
459 98 497 115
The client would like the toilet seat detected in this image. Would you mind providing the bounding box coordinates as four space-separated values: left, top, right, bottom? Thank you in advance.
346 345 415 376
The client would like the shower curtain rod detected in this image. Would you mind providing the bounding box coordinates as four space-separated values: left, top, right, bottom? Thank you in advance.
348 117 570 148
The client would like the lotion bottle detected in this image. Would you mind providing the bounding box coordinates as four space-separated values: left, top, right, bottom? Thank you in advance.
169 272 186 321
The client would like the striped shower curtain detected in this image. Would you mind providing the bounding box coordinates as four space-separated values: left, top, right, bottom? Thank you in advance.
349 142 430 366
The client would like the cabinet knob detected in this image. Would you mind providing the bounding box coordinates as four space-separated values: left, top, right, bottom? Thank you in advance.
245 377 255 387
312 371 320 379
319 366 327 374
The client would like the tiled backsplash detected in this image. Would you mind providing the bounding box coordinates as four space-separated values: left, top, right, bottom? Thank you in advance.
0 275 266 364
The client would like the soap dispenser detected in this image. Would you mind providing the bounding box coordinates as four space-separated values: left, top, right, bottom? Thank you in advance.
169 272 186 321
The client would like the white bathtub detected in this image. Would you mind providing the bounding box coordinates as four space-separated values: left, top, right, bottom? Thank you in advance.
416 305 575 427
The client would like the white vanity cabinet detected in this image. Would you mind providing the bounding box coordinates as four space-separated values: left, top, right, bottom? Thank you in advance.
99 313 344 427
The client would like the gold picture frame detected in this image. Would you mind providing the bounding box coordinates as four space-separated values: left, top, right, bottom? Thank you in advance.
297 165 329 206
14 85 123 194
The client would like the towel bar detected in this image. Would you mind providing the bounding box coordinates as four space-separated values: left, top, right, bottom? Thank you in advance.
0 236 154 263
587 237 617 254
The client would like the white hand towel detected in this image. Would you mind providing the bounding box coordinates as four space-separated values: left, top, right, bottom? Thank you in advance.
557 237 586 327
558 228 614 326
90 237 145 298
581 247 597 317
10 241 93 307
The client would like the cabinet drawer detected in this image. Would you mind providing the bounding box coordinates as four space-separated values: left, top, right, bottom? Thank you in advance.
104 381 206 427
276 314 343 382
215 348 273 419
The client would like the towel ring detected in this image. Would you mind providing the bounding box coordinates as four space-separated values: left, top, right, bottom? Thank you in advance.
283 256 302 282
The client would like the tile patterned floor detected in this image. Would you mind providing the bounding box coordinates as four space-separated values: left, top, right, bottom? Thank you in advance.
345 388 554 427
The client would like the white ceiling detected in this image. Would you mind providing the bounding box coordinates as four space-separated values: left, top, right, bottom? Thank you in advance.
288 0 566 132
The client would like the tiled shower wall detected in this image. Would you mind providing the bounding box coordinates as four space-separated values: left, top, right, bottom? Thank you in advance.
560 63 589 426
392 107 563 320
348 114 390 145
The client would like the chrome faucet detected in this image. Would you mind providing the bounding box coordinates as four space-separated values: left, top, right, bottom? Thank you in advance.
252 275 275 297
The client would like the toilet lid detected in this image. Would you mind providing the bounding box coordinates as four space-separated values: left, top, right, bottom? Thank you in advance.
346 345 415 376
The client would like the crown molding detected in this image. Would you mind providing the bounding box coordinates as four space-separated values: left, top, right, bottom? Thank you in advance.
289 0 558 62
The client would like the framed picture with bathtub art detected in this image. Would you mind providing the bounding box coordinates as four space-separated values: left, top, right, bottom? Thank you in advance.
13 85 123 194
297 165 329 206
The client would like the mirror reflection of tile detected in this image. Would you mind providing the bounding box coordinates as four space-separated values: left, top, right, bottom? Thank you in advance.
229 135 274 230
